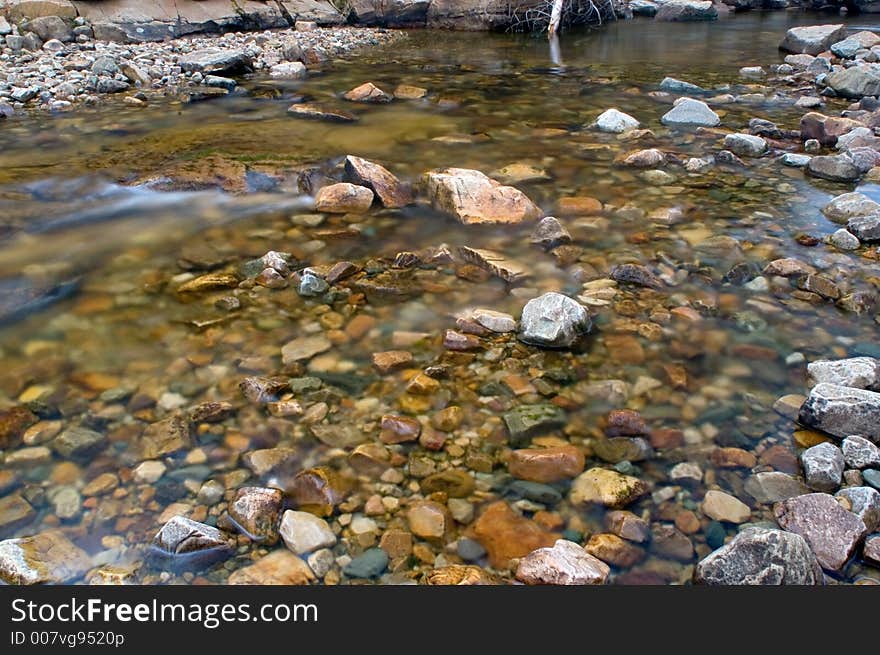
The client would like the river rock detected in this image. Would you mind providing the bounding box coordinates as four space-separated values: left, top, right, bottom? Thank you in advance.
801 442 845 492
611 263 663 289
695 527 823 585
50 426 107 460
836 486 880 532
585 533 645 568
228 549 315 585
518 292 591 348
344 155 412 208
808 357 880 390
800 112 863 146
472 501 556 568
27 15 73 42
280 510 337 555
806 155 862 183
655 0 718 21
269 61 307 79
407 501 449 539
826 64 880 99
0 531 91 585
229 487 283 544
604 510 650 542
343 548 388 578
847 214 880 242
830 228 860 251
701 490 751 523
0 494 35 536
281 334 332 364
570 468 649 508
659 76 706 95
864 534 880 564
661 98 720 127
469 308 517 333
774 492 867 570
0 406 37 449
594 108 639 133
423 168 542 225
314 182 374 213
842 436 880 469
779 24 847 55
502 404 567 447
138 415 191 459
508 445 585 483
723 133 767 157
798 383 880 442
595 437 653 463
179 48 252 75
288 103 357 122
343 82 392 102
823 193 880 224
530 216 572 250
151 516 232 567
744 472 809 504
515 539 609 585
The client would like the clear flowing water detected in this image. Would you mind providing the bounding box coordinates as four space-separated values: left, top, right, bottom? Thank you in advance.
1 13 879 585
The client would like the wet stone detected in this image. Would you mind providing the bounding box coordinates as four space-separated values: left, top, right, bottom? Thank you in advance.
594 437 653 464
702 490 751 524
518 292 591 348
407 501 449 539
798 383 880 442
515 539 609 585
605 409 649 437
570 468 649 508
0 531 90 585
669 462 703 485
282 335 332 364
343 548 388 578
50 426 106 460
288 103 357 123
228 550 315 585
287 467 350 517
585 533 645 568
239 375 287 404
280 510 336 555
138 415 191 459
150 516 232 569
744 472 809 504
314 183 373 214
229 487 284 544
48 486 81 521
472 501 556 568
344 155 411 208
420 470 475 497
506 480 562 504
508 446 585 483
0 406 37 449
848 214 880 242
604 510 650 543
774 492 868 571
695 527 822 585
611 263 662 290
0 494 36 537
842 436 880 469
502 403 567 447
801 442 844 492
242 447 298 477
423 167 542 225
372 350 413 374
344 82 392 103
661 98 720 127
651 525 694 562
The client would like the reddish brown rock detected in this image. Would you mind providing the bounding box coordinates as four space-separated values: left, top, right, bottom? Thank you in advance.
604 409 649 437
508 446 585 483
0 407 37 449
288 467 351 517
407 501 450 540
585 533 645 568
314 183 374 214
759 445 800 474
800 112 864 146
372 350 413 374
379 415 421 444
649 428 685 449
343 82 392 103
344 155 412 208
228 550 315 585
472 501 556 568
710 447 757 469
604 510 651 543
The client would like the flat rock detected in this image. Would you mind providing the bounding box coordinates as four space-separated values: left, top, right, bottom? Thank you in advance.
281 334 332 364
744 472 809 504
228 549 314 584
457 246 529 283
423 167 542 225
774 492 867 570
801 442 844 492
179 48 252 75
0 531 90 585
287 103 357 122
50 426 106 460
518 292 591 348
0 494 35 536
701 489 751 523
798 383 880 442
508 446 585 483
826 64 880 99
808 357 880 390
502 403 567 447
806 155 861 183
695 527 822 585
570 468 649 508
279 510 337 555
472 501 556 568
515 539 609 585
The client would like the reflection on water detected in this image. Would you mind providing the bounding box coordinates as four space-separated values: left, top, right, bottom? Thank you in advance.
1 13 879 585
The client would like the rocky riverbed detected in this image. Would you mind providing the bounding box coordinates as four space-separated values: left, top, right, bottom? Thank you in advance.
1 13 880 586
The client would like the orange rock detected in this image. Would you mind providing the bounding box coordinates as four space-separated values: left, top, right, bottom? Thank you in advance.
472 501 556 569
557 196 603 216
674 510 701 535
372 350 413 374
346 314 376 341
649 428 684 450
585 533 645 568
508 446 585 483
604 334 645 365
379 415 421 444
710 447 757 469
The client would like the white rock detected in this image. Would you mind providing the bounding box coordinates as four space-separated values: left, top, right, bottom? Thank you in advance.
279 510 337 555
829 228 860 251
515 539 609 585
661 98 720 128
702 490 751 523
594 108 640 133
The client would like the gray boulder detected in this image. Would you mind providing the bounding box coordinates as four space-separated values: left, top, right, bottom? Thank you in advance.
807 357 880 390
842 435 880 469
779 24 847 56
744 472 809 504
805 155 861 183
826 65 880 100
798 383 880 442
179 48 253 75
695 527 823 585
848 214 880 242
661 98 720 128
655 0 718 21
518 292 591 348
25 16 73 43
801 442 844 492
723 133 767 157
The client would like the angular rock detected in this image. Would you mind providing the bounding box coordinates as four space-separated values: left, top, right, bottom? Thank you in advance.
0 494 35 537
774 492 867 570
842 435 880 469
655 0 718 21
801 442 845 492
314 182 373 213
344 155 412 208
269 61 306 79
744 472 809 504
343 82 392 102
279 510 336 555
287 103 357 123
847 214 880 242
228 487 284 544
806 155 861 183
150 516 232 568
508 446 585 483
800 112 863 147
281 334 332 364
179 48 252 75
469 308 517 333
407 501 449 539
518 292 591 348
604 510 651 543
570 468 649 508
457 246 529 283
695 527 823 585
502 403 567 447
659 76 706 95
779 24 847 55
661 98 720 128
836 486 880 532
611 263 663 289
621 148 666 168
585 533 645 568
798 383 880 442
701 490 751 523
228 549 314 585
515 539 609 585
723 133 767 157
423 168 542 225
0 531 90 585
808 357 880 390
530 216 572 251
343 548 388 578
139 415 191 459
826 65 880 100
50 426 107 460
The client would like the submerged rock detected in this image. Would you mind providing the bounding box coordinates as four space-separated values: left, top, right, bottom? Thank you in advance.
530 216 572 251
701 490 751 523
518 292 591 348
0 531 91 585
695 527 822 585
279 510 337 555
515 539 609 585
423 168 542 225
343 81 392 103
723 133 767 157
228 487 284 544
472 501 556 568
228 549 315 585
314 182 374 213
570 468 649 508
661 98 720 128
150 516 232 569
502 403 567 447
774 493 867 571
344 155 412 208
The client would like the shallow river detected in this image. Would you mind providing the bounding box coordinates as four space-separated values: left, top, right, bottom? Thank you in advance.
1 12 879 585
